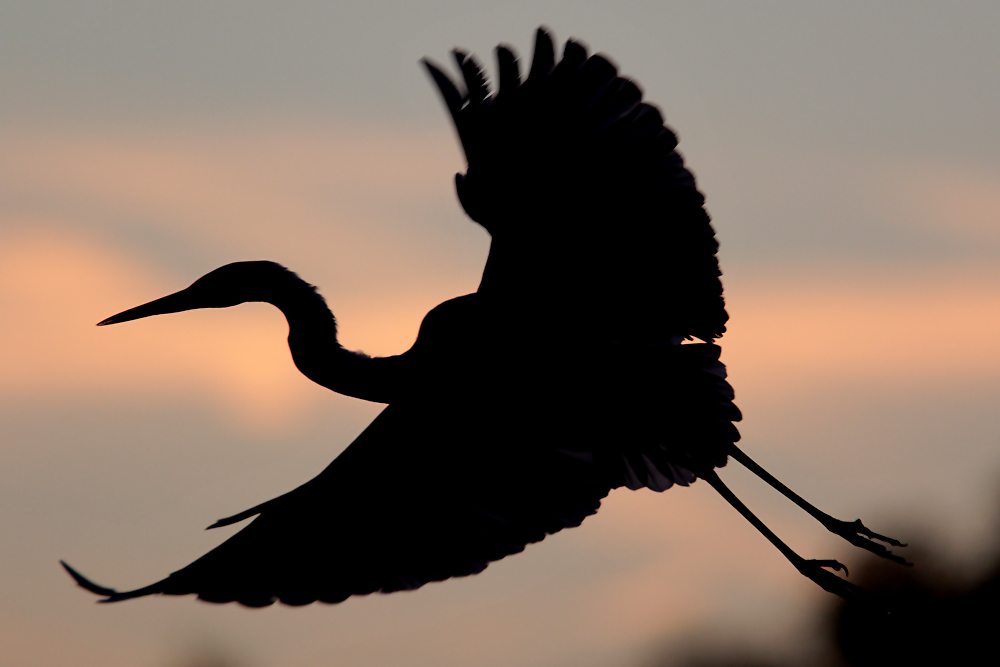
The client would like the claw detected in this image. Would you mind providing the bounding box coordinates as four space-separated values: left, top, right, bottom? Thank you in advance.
794 558 865 602
824 518 912 566
849 518 907 547
809 558 849 576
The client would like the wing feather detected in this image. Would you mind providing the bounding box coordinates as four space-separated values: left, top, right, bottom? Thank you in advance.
454 50 490 105
65 402 607 607
495 45 521 96
527 27 556 82
424 27 729 341
421 58 465 124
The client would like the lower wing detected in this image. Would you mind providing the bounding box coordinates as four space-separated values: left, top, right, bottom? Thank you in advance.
63 401 609 607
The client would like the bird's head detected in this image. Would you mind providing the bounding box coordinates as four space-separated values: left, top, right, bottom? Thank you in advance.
97 261 295 326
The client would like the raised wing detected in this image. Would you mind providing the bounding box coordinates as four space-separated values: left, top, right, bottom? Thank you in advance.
424 27 727 343
63 401 607 606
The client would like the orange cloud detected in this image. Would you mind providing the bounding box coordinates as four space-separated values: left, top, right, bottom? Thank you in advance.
0 229 320 429
5 229 999 431
0 119 485 432
4 121 998 441
723 266 1000 400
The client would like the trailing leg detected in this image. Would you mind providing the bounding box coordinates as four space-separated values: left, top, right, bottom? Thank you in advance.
728 444 910 566
701 469 866 602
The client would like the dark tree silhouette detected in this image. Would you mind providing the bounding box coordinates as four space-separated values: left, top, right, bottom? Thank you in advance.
63 28 905 607
657 526 1000 667
833 541 1000 665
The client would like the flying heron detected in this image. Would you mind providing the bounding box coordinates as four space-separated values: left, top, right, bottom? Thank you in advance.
62 28 907 608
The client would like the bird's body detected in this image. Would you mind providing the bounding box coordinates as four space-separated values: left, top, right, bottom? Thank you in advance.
63 28 905 607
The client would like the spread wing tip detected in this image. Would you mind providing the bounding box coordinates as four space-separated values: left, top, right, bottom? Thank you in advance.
420 57 465 121
60 560 162 603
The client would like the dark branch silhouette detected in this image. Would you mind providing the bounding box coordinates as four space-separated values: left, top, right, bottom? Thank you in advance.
62 27 906 607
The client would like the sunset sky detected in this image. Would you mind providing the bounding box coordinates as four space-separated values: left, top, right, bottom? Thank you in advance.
2 3 999 666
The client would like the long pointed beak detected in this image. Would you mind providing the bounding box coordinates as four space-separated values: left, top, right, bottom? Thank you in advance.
97 288 196 326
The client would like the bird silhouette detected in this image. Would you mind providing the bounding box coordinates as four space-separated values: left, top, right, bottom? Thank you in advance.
62 28 907 607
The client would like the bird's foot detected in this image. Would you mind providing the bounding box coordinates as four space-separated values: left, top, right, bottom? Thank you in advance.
823 518 910 565
794 558 866 602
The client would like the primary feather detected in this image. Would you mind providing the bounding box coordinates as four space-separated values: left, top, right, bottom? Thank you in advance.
424 29 727 343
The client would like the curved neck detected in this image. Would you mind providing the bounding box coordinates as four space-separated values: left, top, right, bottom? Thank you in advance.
264 271 405 404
